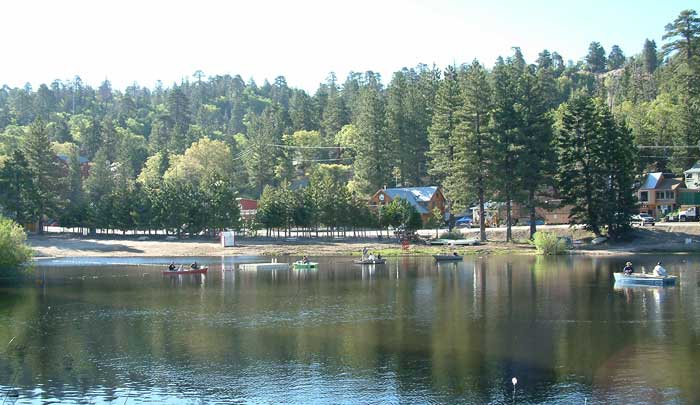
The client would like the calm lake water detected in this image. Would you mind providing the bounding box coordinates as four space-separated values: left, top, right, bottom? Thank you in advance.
1 254 700 404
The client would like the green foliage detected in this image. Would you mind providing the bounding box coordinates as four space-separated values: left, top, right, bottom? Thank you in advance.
0 216 32 273
380 197 422 231
554 93 637 238
662 9 700 61
585 41 607 73
438 230 463 240
352 73 392 195
532 231 569 255
22 119 65 232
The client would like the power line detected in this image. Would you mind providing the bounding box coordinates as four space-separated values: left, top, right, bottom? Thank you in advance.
268 144 353 150
637 145 700 149
292 157 353 163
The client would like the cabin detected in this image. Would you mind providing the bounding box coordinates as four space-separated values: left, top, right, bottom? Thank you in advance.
237 198 258 221
369 186 447 224
638 172 685 219
56 154 90 178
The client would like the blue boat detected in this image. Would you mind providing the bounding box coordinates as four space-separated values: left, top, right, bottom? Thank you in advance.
613 272 677 286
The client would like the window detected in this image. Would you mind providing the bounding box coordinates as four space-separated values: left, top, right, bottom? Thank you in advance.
655 191 674 200
640 191 648 202
686 173 693 179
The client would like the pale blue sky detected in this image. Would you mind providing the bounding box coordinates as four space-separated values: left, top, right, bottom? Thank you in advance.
0 0 696 92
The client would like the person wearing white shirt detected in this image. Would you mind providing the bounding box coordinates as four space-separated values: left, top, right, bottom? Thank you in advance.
652 262 667 277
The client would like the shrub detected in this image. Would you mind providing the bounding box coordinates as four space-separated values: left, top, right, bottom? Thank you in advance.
532 231 569 255
0 216 33 274
439 230 463 240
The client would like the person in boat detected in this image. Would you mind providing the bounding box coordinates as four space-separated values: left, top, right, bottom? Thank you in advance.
168 262 177 271
190 261 199 270
652 262 667 277
368 252 375 260
377 253 382 260
301 255 309 264
623 261 633 275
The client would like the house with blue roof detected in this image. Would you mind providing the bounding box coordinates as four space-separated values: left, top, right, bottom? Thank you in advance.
369 186 446 224
638 172 685 218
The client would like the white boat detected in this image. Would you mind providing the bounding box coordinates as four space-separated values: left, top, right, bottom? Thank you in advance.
433 254 463 261
353 258 387 265
293 261 318 269
613 272 677 286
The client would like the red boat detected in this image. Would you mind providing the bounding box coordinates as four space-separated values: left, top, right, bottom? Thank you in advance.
163 267 208 275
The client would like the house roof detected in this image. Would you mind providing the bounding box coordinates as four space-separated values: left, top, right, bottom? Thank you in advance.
657 177 684 190
685 162 700 174
380 186 439 214
237 198 258 210
384 186 438 202
57 154 89 165
641 172 662 189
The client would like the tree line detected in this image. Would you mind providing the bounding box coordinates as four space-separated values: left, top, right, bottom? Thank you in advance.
0 9 699 240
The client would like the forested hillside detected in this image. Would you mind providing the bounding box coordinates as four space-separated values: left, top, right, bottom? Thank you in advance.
1 9 699 239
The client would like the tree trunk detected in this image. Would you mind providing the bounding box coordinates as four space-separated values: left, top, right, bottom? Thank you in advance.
505 198 512 242
529 189 537 239
478 187 486 242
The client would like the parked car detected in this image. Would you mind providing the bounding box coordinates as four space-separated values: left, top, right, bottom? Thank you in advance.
631 213 655 226
525 219 545 226
455 217 473 228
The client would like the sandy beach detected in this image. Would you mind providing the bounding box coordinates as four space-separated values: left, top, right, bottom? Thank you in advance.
26 223 700 259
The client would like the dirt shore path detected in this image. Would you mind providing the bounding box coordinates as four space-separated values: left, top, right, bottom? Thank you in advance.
27 224 700 259
28 235 405 258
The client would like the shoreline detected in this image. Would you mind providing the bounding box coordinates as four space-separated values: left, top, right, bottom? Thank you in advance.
26 232 700 260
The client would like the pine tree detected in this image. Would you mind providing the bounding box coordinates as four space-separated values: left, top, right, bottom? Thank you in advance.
84 148 114 232
515 64 553 238
351 73 391 195
554 93 635 237
488 52 524 242
662 9 700 62
452 60 491 241
585 41 607 73
22 118 65 233
0 150 36 224
426 65 461 191
596 100 638 238
607 45 626 70
642 39 659 73
244 108 280 197
386 68 431 186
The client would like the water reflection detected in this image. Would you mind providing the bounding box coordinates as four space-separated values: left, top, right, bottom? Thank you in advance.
1 255 699 403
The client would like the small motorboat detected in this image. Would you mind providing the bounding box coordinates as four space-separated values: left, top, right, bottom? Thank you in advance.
353 258 387 265
163 267 208 275
433 254 463 261
613 272 677 286
293 261 318 269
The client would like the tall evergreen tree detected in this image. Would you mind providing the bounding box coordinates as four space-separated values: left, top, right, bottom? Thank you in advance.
426 65 461 191
22 119 64 233
642 39 659 73
386 68 431 186
452 60 491 241
607 45 626 70
0 150 36 224
488 52 525 242
516 64 554 238
662 9 700 61
554 93 636 237
351 73 390 195
585 41 607 73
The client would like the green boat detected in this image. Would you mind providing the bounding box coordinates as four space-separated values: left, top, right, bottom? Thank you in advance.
293 261 318 269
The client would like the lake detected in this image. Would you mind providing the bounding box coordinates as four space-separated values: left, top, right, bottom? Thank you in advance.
1 254 699 404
